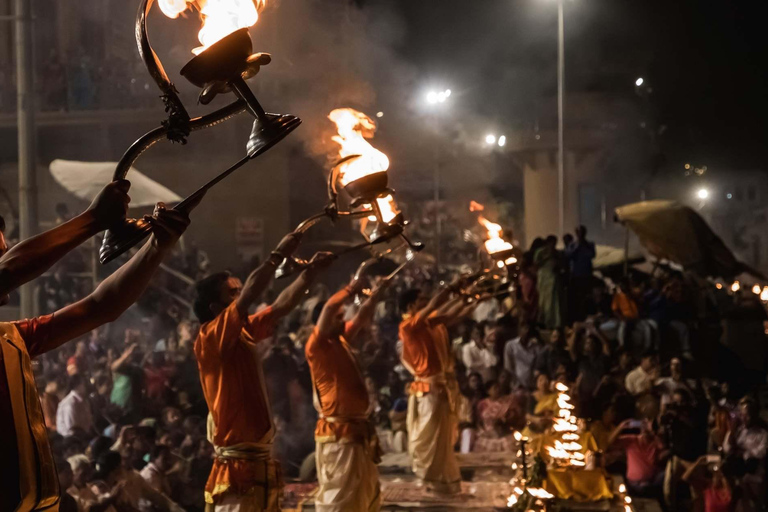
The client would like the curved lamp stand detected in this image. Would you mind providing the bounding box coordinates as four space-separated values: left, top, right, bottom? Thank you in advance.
99 0 300 264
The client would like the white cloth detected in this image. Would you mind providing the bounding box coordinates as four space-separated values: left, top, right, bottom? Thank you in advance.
625 366 653 396
472 299 499 323
407 389 461 494
461 341 497 383
503 337 541 389
315 441 380 512
56 390 93 437
140 462 172 497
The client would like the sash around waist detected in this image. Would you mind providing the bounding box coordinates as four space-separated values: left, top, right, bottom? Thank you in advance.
214 442 272 460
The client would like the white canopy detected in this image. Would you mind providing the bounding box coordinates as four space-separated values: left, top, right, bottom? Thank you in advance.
49 160 182 208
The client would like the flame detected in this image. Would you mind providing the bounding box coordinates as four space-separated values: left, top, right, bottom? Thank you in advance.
477 215 513 255
731 281 740 292
376 194 399 224
527 488 555 499
158 0 264 55
762 287 768 302
329 108 390 187
469 200 485 212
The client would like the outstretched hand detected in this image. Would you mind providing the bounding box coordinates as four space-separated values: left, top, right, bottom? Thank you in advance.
274 232 303 259
88 180 131 229
306 251 336 276
145 203 190 250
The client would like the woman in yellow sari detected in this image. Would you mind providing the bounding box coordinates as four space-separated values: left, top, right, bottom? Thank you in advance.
523 373 559 437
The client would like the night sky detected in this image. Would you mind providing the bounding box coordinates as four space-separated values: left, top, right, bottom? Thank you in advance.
370 0 768 171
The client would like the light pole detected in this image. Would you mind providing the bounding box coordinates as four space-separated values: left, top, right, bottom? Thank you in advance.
556 0 565 239
426 88 451 270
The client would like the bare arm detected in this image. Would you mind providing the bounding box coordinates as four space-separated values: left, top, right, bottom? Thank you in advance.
430 296 466 327
271 252 334 319
414 286 452 324
0 181 129 297
316 286 355 342
39 207 189 352
237 232 302 317
347 278 391 343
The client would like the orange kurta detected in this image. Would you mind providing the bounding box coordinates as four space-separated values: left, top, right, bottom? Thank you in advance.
305 326 371 443
399 316 445 395
194 302 278 503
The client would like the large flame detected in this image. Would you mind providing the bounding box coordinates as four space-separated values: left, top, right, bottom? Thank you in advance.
329 108 390 187
158 0 264 55
477 215 513 255
469 201 513 256
376 194 400 224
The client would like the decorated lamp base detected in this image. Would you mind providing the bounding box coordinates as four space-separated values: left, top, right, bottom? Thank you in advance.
99 218 153 264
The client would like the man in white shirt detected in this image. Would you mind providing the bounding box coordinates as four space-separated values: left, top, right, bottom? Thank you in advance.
56 374 94 437
461 326 497 383
625 351 659 396
503 323 541 390
140 444 175 496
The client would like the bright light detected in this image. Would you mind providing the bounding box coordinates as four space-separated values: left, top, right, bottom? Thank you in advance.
485 134 497 145
635 77 644 87
426 88 451 106
697 188 709 200
376 111 384 118
752 284 762 295
732 281 740 293
761 287 768 302
498 135 507 147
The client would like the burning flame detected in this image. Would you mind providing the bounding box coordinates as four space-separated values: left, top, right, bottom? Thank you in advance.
376 194 400 224
731 281 740 292
478 215 513 255
158 0 264 55
329 108 390 187
527 488 555 499
469 200 485 212
761 287 768 302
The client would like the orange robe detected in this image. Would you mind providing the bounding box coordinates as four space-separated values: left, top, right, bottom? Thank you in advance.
399 315 461 493
306 325 371 442
194 302 280 508
0 316 61 512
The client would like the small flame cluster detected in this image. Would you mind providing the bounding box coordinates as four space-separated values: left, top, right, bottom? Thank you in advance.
546 382 586 467
469 201 514 258
507 486 554 508
722 281 768 302
617 483 634 512
158 0 265 55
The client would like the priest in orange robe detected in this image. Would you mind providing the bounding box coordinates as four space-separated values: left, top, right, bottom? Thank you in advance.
0 181 191 511
193 234 333 512
398 286 469 494
305 276 391 511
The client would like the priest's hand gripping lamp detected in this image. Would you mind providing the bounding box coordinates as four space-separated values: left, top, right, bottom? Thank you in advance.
99 0 300 264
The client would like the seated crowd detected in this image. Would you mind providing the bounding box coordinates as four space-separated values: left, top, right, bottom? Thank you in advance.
34 226 767 512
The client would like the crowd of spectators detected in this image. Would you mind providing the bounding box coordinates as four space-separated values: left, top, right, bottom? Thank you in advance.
29 221 768 512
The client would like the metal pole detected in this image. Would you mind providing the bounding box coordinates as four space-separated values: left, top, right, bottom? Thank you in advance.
434 141 442 271
15 0 38 318
557 0 565 239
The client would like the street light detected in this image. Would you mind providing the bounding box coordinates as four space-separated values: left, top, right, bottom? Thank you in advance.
635 77 644 87
485 134 497 145
498 135 507 147
697 188 709 200
427 88 452 105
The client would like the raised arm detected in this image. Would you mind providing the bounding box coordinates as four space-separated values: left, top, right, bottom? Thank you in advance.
0 180 129 297
316 278 363 341
236 232 301 318
413 286 452 325
37 205 189 352
270 252 334 319
346 277 392 343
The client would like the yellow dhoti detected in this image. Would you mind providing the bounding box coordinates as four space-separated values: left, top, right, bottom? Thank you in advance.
315 440 381 512
407 385 461 494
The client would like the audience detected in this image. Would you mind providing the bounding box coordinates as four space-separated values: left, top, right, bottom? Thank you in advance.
22 225 767 512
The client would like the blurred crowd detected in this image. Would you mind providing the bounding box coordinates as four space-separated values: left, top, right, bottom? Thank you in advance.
32 221 768 512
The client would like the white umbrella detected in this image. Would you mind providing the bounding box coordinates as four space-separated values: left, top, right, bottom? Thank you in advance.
49 159 182 208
